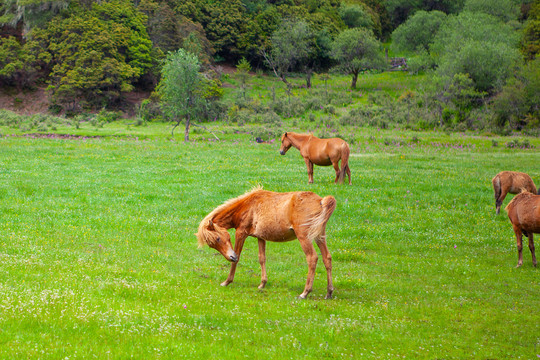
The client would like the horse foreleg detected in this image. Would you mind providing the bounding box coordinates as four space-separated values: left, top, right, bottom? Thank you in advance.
221 231 248 287
304 158 314 184
257 239 267 289
315 239 333 299
528 233 537 267
513 225 524 268
298 237 318 299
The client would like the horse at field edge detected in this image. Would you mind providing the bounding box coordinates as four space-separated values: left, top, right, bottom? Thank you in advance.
279 132 351 185
492 171 538 215
505 190 540 267
195 187 336 299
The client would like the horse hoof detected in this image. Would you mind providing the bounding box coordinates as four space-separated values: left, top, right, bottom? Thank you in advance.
258 283 266 290
297 294 307 299
220 281 231 287
515 264 522 268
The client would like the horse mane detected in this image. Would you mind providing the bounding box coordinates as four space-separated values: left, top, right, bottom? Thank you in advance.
505 188 534 212
196 185 263 247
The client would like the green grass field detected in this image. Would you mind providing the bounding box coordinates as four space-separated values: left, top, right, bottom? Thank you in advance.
1 123 539 359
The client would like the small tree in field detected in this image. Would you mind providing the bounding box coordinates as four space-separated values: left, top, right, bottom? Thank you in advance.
158 49 203 141
236 57 251 100
331 28 386 89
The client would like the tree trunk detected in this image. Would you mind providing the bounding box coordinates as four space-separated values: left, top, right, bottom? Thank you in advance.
351 71 359 89
305 69 312 89
184 113 191 142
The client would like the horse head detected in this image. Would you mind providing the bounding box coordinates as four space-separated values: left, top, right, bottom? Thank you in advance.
279 132 292 155
196 220 238 262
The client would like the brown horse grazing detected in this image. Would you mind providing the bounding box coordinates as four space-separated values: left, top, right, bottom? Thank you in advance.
505 190 540 267
492 171 538 215
279 132 351 185
195 187 336 299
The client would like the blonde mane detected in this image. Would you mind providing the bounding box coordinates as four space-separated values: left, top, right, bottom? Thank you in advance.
196 186 263 247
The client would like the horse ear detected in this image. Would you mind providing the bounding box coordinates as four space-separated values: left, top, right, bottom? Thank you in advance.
207 220 215 230
284 132 288 137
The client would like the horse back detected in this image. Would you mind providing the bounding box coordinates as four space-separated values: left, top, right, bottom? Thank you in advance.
497 171 537 194
247 191 321 242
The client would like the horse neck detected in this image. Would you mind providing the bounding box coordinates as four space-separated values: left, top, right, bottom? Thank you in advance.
210 195 251 229
288 133 311 150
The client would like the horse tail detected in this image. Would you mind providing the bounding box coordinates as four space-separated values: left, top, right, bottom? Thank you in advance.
306 195 337 243
492 174 501 202
338 142 350 184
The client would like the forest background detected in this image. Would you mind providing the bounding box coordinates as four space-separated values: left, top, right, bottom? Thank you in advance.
0 0 539 136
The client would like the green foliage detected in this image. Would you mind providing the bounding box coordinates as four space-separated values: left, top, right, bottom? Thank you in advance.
193 0 248 61
331 27 386 88
236 57 252 99
268 19 314 77
338 2 373 30
31 0 156 110
521 1 540 60
463 0 520 23
157 48 213 139
385 0 465 28
0 36 40 89
490 57 540 131
390 10 447 53
432 11 521 92
0 0 69 30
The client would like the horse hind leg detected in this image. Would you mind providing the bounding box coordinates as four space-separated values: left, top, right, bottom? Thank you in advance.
315 238 333 299
528 233 537 267
257 239 268 289
297 236 318 299
513 225 524 268
493 177 503 214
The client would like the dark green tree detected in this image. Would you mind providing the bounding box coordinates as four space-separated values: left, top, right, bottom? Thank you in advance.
31 0 156 110
432 11 521 92
390 10 447 53
331 27 386 89
263 19 313 88
522 0 540 60
463 0 520 23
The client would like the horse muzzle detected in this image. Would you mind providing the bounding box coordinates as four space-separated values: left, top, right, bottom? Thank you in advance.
228 251 238 263
279 150 285 155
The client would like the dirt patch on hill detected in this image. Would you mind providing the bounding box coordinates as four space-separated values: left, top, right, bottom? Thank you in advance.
0 87 50 115
0 87 151 117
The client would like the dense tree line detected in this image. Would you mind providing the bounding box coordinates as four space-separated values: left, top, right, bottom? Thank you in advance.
0 0 538 133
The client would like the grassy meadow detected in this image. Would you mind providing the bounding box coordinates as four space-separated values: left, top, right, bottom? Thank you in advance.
1 121 539 359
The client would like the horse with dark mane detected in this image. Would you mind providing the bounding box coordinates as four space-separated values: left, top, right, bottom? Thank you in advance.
492 171 538 214
196 187 336 299
279 132 351 185
505 190 540 267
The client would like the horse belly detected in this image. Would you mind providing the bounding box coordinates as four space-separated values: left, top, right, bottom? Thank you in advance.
313 158 332 166
252 220 297 242
518 206 540 233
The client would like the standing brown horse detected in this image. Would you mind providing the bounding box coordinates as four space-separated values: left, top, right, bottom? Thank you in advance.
505 190 540 267
279 132 351 185
196 187 336 299
492 171 538 214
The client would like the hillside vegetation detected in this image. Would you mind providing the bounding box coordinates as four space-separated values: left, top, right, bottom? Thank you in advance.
0 0 538 134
